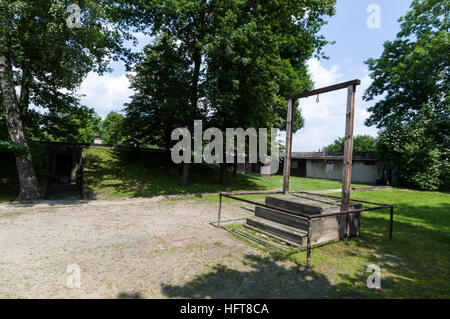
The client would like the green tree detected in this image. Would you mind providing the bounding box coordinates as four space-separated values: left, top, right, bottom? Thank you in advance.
377 113 449 190
101 111 125 145
324 135 378 153
124 33 194 150
125 0 336 186
203 0 324 183
0 1 133 200
364 0 449 190
126 0 215 187
43 106 101 144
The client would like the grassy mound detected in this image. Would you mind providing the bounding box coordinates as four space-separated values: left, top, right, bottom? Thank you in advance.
83 146 369 199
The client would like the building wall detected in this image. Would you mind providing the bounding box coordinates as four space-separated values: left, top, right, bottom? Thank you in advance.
306 160 383 184
289 159 306 177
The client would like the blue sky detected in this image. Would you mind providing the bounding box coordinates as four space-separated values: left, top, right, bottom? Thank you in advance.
77 0 413 151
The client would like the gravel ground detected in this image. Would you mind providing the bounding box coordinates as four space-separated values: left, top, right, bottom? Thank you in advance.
0 197 330 299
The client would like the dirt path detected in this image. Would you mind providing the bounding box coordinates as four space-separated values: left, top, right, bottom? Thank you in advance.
45 181 81 200
0 197 331 299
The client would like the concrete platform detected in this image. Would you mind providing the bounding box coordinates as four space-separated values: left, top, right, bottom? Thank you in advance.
265 194 362 215
246 194 362 248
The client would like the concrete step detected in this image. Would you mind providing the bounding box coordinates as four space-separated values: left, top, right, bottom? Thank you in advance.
243 224 305 248
255 206 308 231
246 216 308 246
229 226 293 251
265 194 362 216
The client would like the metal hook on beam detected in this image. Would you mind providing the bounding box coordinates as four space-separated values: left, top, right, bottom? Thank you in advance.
316 94 320 103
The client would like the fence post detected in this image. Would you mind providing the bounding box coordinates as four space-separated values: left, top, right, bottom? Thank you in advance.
306 218 312 268
217 193 223 227
389 206 394 240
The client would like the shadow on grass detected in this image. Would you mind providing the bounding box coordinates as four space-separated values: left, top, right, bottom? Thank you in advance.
327 200 449 298
117 292 143 299
161 254 332 299
84 147 265 198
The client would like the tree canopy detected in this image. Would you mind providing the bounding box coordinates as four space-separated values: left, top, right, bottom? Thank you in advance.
42 106 101 144
0 0 137 200
101 111 126 145
1 0 341 197
323 135 377 153
124 0 336 185
364 0 449 190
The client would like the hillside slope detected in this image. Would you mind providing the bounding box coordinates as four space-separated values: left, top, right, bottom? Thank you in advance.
83 147 369 199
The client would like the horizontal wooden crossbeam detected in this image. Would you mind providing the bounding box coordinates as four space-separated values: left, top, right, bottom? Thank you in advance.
287 79 361 100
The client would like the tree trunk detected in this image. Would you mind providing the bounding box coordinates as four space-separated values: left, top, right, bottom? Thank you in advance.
181 162 190 188
0 55 40 201
219 163 228 186
19 66 31 110
180 46 202 188
191 49 201 114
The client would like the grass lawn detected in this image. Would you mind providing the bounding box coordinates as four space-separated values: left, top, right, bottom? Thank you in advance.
2 146 449 298
221 188 450 298
82 148 450 298
83 146 369 199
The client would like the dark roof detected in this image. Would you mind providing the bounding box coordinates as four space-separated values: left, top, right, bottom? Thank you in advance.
281 151 378 161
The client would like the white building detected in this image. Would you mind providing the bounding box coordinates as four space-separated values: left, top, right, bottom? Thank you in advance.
280 152 387 185
93 136 102 145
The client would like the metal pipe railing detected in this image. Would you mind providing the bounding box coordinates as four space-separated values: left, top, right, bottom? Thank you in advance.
220 193 313 220
289 190 393 208
216 190 394 268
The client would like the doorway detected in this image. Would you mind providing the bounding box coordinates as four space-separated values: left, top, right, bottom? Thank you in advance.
55 154 72 183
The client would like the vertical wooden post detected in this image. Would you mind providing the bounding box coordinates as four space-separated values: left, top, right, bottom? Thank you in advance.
217 193 222 227
341 85 356 238
283 98 294 195
389 206 394 240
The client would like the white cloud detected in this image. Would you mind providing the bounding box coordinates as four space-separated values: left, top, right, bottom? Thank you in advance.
289 59 378 151
306 58 343 87
77 72 134 118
